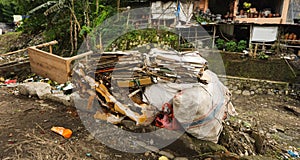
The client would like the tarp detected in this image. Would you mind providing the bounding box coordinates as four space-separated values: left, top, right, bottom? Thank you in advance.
148 48 207 74
151 1 194 23
178 2 194 23
251 26 278 42
287 0 300 23
151 1 177 19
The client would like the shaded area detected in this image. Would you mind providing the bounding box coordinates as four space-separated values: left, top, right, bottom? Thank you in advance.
207 52 298 83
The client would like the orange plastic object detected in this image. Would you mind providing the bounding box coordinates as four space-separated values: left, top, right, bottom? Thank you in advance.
51 126 72 138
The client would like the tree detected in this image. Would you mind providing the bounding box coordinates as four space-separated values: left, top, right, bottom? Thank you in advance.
1 0 117 55
0 0 16 23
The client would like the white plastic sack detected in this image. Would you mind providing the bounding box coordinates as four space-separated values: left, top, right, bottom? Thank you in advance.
143 70 237 143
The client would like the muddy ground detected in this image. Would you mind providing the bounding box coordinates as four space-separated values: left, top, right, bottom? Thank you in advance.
0 86 299 160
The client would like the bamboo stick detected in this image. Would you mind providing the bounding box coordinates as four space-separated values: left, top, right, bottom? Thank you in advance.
1 40 58 56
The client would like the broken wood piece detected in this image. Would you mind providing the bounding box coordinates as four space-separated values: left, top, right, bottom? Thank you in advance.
283 105 300 117
128 89 141 98
96 83 113 103
117 77 152 87
87 94 96 110
95 83 155 125
94 111 124 124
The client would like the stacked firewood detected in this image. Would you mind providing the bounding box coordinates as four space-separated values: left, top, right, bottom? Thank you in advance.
72 48 208 125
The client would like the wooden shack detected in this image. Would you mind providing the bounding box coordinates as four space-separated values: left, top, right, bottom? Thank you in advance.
193 0 291 24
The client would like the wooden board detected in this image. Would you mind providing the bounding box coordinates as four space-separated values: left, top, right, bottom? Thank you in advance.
28 47 93 84
28 47 69 84
235 18 282 24
281 0 291 24
117 77 152 87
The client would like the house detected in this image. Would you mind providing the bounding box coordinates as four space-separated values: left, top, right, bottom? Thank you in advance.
193 0 300 55
121 0 299 55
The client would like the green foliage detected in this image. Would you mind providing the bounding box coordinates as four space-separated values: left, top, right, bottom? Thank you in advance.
0 0 118 55
237 40 247 52
79 25 92 38
92 5 115 27
216 39 225 50
225 40 237 52
243 2 251 9
0 1 17 23
195 15 211 24
258 52 269 60
107 29 179 51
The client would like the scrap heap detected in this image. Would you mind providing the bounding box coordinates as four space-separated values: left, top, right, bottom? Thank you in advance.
72 48 236 142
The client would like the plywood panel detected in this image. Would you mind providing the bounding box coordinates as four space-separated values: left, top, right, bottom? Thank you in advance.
28 47 69 84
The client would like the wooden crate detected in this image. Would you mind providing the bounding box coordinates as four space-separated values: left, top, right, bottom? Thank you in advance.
28 47 92 84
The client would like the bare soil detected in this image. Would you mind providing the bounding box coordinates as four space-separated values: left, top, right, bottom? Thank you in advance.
0 86 299 160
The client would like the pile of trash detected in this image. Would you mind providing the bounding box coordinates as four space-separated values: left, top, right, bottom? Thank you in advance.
72 48 237 143
0 50 29 66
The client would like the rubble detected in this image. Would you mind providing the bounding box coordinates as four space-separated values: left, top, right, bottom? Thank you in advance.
18 82 51 99
72 47 236 142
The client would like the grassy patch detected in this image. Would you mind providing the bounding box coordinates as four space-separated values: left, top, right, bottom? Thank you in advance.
0 32 22 54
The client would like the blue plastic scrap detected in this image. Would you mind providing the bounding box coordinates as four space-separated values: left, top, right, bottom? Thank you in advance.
287 150 299 158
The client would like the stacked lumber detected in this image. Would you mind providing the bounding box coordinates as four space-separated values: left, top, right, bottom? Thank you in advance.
72 48 208 126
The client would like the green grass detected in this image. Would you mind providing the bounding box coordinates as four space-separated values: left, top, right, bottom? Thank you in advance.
0 31 22 54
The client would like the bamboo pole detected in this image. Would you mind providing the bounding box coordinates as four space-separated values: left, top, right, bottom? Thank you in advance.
284 58 297 77
249 24 253 56
1 40 58 56
117 0 120 20
212 25 216 48
49 45 53 54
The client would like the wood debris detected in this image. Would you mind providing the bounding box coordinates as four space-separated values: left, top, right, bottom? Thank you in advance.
72 48 208 126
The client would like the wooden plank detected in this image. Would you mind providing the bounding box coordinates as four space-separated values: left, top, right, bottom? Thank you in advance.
233 0 239 17
29 50 66 71
235 18 282 24
28 47 69 84
204 0 208 12
30 61 69 83
117 77 152 87
281 0 290 24
29 48 66 64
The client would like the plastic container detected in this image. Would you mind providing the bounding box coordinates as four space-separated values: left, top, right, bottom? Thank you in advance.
51 126 72 138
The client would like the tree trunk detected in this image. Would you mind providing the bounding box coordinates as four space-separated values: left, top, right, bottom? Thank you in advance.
70 14 74 55
71 0 78 52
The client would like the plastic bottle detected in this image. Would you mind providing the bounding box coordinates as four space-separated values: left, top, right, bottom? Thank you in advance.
51 126 72 139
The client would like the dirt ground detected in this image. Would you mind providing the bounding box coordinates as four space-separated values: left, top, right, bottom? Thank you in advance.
0 86 299 160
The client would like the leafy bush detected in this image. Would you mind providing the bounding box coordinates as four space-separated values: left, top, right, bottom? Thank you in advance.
225 40 237 52
195 15 211 24
216 39 225 50
237 40 247 52
258 52 269 60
